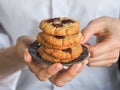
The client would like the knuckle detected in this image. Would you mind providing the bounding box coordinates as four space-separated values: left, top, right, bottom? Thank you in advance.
112 59 118 63
88 46 96 58
89 20 95 24
17 36 25 42
36 71 47 82
101 16 108 19
111 57 118 61
91 53 96 58
106 64 112 67
88 63 94 67
38 76 47 82
16 36 22 42
110 55 119 63
47 68 55 75
110 53 119 60
67 69 79 77
111 40 120 49
88 20 97 27
55 81 65 87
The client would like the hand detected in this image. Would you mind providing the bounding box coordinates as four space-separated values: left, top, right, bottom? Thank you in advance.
24 50 88 87
0 35 35 78
81 16 120 67
16 35 35 60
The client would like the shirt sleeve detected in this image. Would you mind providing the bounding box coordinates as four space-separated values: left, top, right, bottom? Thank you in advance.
0 70 22 90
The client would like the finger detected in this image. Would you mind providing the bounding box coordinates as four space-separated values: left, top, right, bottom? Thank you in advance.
92 38 120 57
88 49 119 63
49 63 83 87
24 50 32 63
83 43 94 53
28 60 63 81
36 63 63 81
81 58 89 66
24 47 64 82
88 59 117 67
16 36 36 55
17 36 36 46
81 20 105 44
84 38 119 57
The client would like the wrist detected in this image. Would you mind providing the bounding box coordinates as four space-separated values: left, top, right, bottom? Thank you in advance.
0 46 26 79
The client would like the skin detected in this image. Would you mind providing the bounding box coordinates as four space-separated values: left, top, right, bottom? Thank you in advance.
0 36 35 79
24 49 88 87
24 16 120 86
82 16 120 67
0 16 120 86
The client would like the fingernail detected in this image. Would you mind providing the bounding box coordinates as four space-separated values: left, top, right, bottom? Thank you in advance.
24 52 32 63
74 64 81 72
54 65 62 72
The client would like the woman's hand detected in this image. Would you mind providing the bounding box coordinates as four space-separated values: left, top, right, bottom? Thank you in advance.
0 36 35 79
24 50 88 87
82 16 120 67
16 35 36 59
16 35 88 87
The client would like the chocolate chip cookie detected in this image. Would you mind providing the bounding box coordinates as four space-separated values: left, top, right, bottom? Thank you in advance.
29 41 89 65
29 17 89 64
38 47 80 63
38 44 83 60
37 32 82 50
39 17 80 36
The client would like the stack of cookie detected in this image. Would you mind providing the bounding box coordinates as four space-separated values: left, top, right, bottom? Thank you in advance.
36 17 83 63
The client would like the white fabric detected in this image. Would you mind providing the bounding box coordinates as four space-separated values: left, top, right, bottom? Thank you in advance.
0 0 120 90
0 33 10 48
0 71 21 90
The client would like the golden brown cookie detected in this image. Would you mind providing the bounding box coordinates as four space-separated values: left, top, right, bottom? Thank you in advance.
37 32 82 50
29 41 89 65
38 44 83 60
38 47 82 63
39 17 80 36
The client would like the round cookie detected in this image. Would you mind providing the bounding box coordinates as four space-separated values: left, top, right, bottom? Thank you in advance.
38 47 79 63
29 41 89 65
38 44 83 60
37 32 82 50
40 17 80 36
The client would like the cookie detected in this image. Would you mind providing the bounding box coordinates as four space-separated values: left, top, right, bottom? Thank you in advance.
39 17 80 36
38 45 83 60
29 41 89 65
38 47 79 63
37 32 82 50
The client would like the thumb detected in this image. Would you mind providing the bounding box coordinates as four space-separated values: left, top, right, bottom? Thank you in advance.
24 49 32 63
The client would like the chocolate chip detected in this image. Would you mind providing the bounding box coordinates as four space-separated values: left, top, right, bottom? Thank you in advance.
55 36 65 39
52 23 63 28
62 19 74 24
62 48 72 53
47 18 60 23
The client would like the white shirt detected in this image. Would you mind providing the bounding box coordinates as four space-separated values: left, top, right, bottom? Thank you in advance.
0 0 120 90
